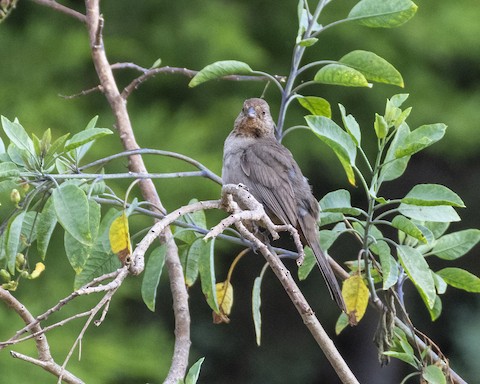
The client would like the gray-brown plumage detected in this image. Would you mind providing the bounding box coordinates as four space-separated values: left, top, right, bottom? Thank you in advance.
222 98 345 311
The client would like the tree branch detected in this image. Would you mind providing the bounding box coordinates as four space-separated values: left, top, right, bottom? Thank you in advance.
84 2 191 381
0 287 84 384
30 0 86 23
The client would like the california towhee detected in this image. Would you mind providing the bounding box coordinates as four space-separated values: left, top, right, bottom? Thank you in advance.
222 98 345 311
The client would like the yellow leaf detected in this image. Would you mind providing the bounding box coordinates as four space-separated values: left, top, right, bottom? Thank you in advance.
29 262 45 279
213 280 234 324
109 212 132 264
342 275 369 325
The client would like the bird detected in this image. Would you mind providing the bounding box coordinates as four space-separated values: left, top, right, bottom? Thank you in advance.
222 98 345 311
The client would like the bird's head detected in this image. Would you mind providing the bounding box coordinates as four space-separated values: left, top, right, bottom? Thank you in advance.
233 98 276 138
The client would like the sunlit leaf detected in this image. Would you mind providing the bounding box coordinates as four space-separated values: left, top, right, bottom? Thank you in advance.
348 0 418 28
189 60 254 87
314 64 370 87
340 50 404 87
342 275 369 325
142 245 167 312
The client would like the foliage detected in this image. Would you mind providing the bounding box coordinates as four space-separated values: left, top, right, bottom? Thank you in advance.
0 0 479 383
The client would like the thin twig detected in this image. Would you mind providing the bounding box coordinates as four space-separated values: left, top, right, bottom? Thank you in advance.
30 0 86 23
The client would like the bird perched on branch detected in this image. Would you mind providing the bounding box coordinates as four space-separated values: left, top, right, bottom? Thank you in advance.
222 98 345 311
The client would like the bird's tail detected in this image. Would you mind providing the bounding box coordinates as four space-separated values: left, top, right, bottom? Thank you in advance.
309 238 346 312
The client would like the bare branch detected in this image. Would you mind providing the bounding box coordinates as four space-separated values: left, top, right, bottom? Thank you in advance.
212 186 359 383
0 287 84 384
84 2 192 380
121 65 285 99
31 0 86 23
130 200 221 275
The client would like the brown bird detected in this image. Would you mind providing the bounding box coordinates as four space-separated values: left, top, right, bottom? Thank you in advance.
222 98 345 311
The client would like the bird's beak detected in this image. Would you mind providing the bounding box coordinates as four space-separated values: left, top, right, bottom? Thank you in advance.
246 106 256 119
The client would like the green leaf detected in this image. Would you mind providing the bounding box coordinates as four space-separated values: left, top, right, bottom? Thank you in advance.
297 96 331 118
52 184 92 246
423 364 447 384
374 113 388 139
389 93 410 108
401 184 465 208
424 222 450 239
305 116 357 185
0 162 19 178
314 64 370 87
380 124 410 181
348 0 418 28
252 273 263 346
189 60 254 87
319 211 344 226
36 198 57 260
319 189 361 216
185 357 205 384
335 312 350 335
298 247 316 280
382 351 418 368
394 123 447 158
392 215 427 243
436 268 480 293
432 272 447 295
183 199 207 229
5 212 25 274
74 209 121 289
299 37 318 47
64 200 100 273
43 133 70 169
1 116 35 156
398 204 460 223
64 127 113 152
298 230 342 280
431 229 480 260
371 240 398 290
185 238 209 287
397 245 436 309
338 104 361 146
141 245 167 312
198 239 218 312
339 50 404 87
427 294 442 322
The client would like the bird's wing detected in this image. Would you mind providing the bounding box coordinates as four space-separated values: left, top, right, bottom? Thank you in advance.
239 140 298 226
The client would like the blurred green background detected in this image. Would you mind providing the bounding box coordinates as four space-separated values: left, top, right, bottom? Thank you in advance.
0 0 479 383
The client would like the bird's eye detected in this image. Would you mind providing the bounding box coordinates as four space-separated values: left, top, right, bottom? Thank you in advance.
262 111 266 115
